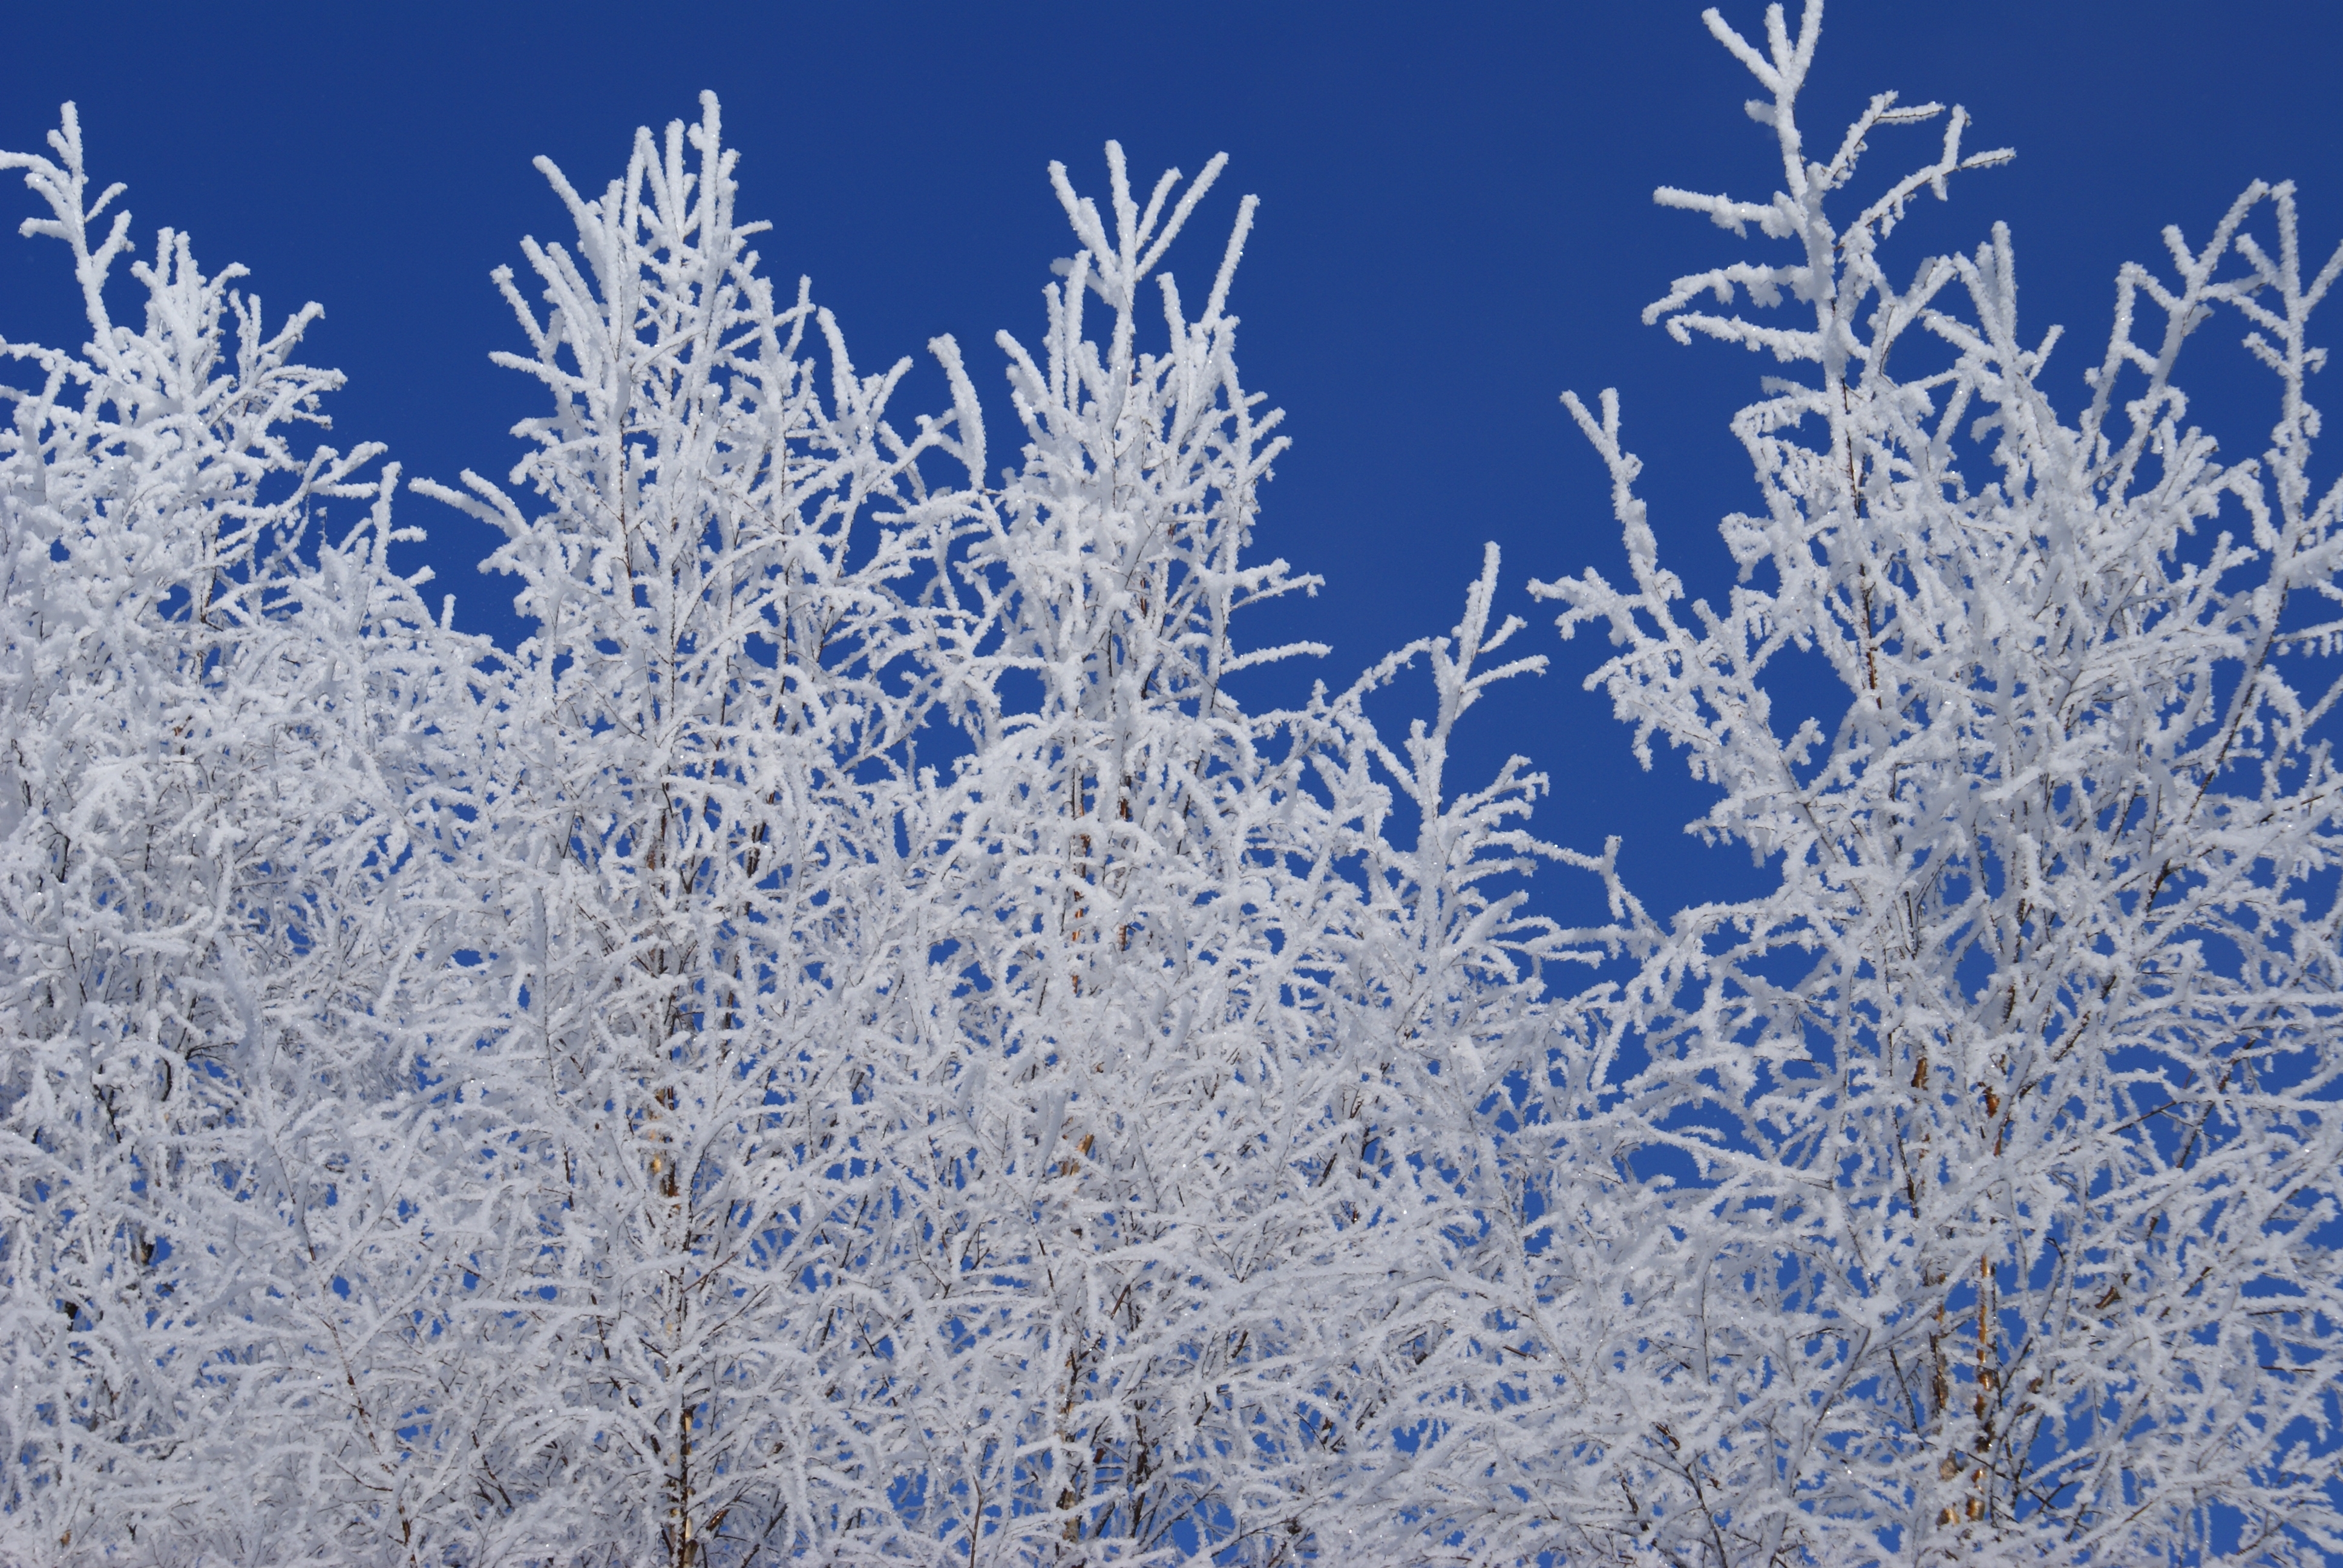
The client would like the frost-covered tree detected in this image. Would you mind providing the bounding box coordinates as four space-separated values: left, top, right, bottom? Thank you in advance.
402 115 1604 1564
1437 4 2341 1564
400 94 991 1564
895 148 1622 1565
0 108 478 1563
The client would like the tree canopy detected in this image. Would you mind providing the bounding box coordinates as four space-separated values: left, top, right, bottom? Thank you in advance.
4 4 2338 1563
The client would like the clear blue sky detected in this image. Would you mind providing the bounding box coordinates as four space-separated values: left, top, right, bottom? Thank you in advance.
11 0 2340 927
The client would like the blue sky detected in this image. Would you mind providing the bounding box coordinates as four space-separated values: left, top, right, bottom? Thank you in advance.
11 0 2341 930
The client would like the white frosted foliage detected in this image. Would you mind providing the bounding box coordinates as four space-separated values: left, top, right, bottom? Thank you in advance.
4 7 2338 1561
1509 5 2343 1564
